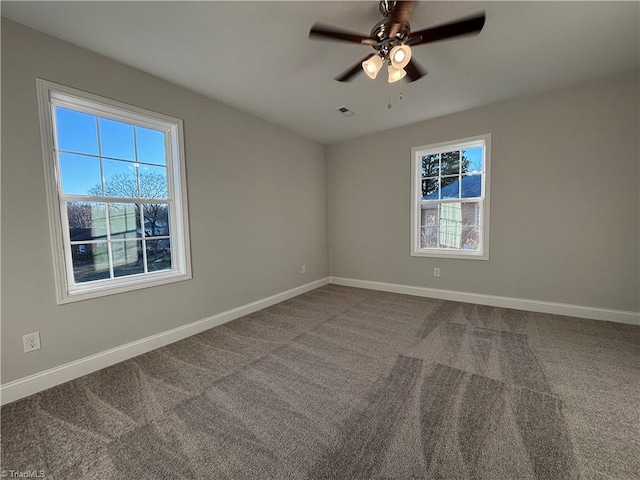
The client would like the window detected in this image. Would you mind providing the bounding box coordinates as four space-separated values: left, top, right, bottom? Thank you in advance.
410 134 490 259
37 79 191 303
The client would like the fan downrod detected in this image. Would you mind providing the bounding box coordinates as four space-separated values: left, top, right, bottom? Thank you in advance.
379 0 397 18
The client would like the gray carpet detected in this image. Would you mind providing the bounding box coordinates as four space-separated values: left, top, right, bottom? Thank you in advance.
1 285 639 479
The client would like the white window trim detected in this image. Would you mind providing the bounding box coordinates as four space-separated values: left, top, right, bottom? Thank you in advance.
410 134 491 260
36 79 192 304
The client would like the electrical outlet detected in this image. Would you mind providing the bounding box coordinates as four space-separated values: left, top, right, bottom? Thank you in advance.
433 268 440 278
23 332 41 353
301 265 306 274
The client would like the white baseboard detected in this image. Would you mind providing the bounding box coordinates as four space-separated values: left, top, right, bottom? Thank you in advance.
3 275 636 405
330 277 640 326
0 277 330 406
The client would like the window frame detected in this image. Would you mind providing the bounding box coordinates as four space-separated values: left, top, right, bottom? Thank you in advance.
410 134 491 260
36 79 192 304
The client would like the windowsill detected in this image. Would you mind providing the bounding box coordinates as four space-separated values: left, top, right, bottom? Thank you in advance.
58 270 192 304
411 249 489 261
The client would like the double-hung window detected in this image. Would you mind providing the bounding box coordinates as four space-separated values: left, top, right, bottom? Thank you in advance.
411 134 491 259
37 80 192 303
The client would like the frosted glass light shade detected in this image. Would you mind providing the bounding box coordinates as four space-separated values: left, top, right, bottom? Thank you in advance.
388 65 407 83
362 55 384 79
390 45 411 69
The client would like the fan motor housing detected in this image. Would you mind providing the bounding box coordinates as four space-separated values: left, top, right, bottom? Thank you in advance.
370 20 410 57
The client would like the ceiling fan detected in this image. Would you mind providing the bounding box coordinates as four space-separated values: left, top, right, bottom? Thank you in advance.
309 0 486 83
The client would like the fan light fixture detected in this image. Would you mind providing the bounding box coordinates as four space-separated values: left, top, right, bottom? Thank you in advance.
387 65 407 83
361 44 412 83
362 55 384 79
390 44 411 69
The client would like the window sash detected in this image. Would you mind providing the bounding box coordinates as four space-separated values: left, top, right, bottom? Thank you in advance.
60 199 176 287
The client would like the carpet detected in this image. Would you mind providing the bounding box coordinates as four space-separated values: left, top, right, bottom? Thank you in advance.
1 285 639 479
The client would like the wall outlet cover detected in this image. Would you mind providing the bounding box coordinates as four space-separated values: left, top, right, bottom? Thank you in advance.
23 332 42 353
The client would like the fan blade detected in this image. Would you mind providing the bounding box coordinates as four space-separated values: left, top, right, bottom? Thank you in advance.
388 0 415 38
335 54 374 82
407 13 486 46
310 23 377 45
404 59 427 82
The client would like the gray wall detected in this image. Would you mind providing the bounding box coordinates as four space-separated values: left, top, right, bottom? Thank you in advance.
1 20 328 383
2 17 639 386
327 71 639 313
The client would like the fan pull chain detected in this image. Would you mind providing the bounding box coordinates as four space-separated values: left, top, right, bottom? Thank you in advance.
387 86 404 109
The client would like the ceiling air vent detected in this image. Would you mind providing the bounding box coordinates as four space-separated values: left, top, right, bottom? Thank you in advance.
336 106 355 117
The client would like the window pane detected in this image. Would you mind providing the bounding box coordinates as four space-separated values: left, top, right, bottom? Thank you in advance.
421 154 440 177
420 204 439 225
143 204 170 237
136 127 166 166
72 242 110 283
440 151 460 176
461 174 482 199
103 159 138 198
420 226 438 249
463 146 483 174
439 203 462 249
67 202 107 242
422 178 439 200
138 164 168 199
420 204 438 249
461 226 481 251
59 153 102 196
99 118 135 161
146 239 172 272
109 203 141 239
54 107 98 155
112 240 144 277
440 176 460 199
461 201 481 226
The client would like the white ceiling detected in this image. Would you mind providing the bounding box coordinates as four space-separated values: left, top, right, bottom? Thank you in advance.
2 1 639 144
